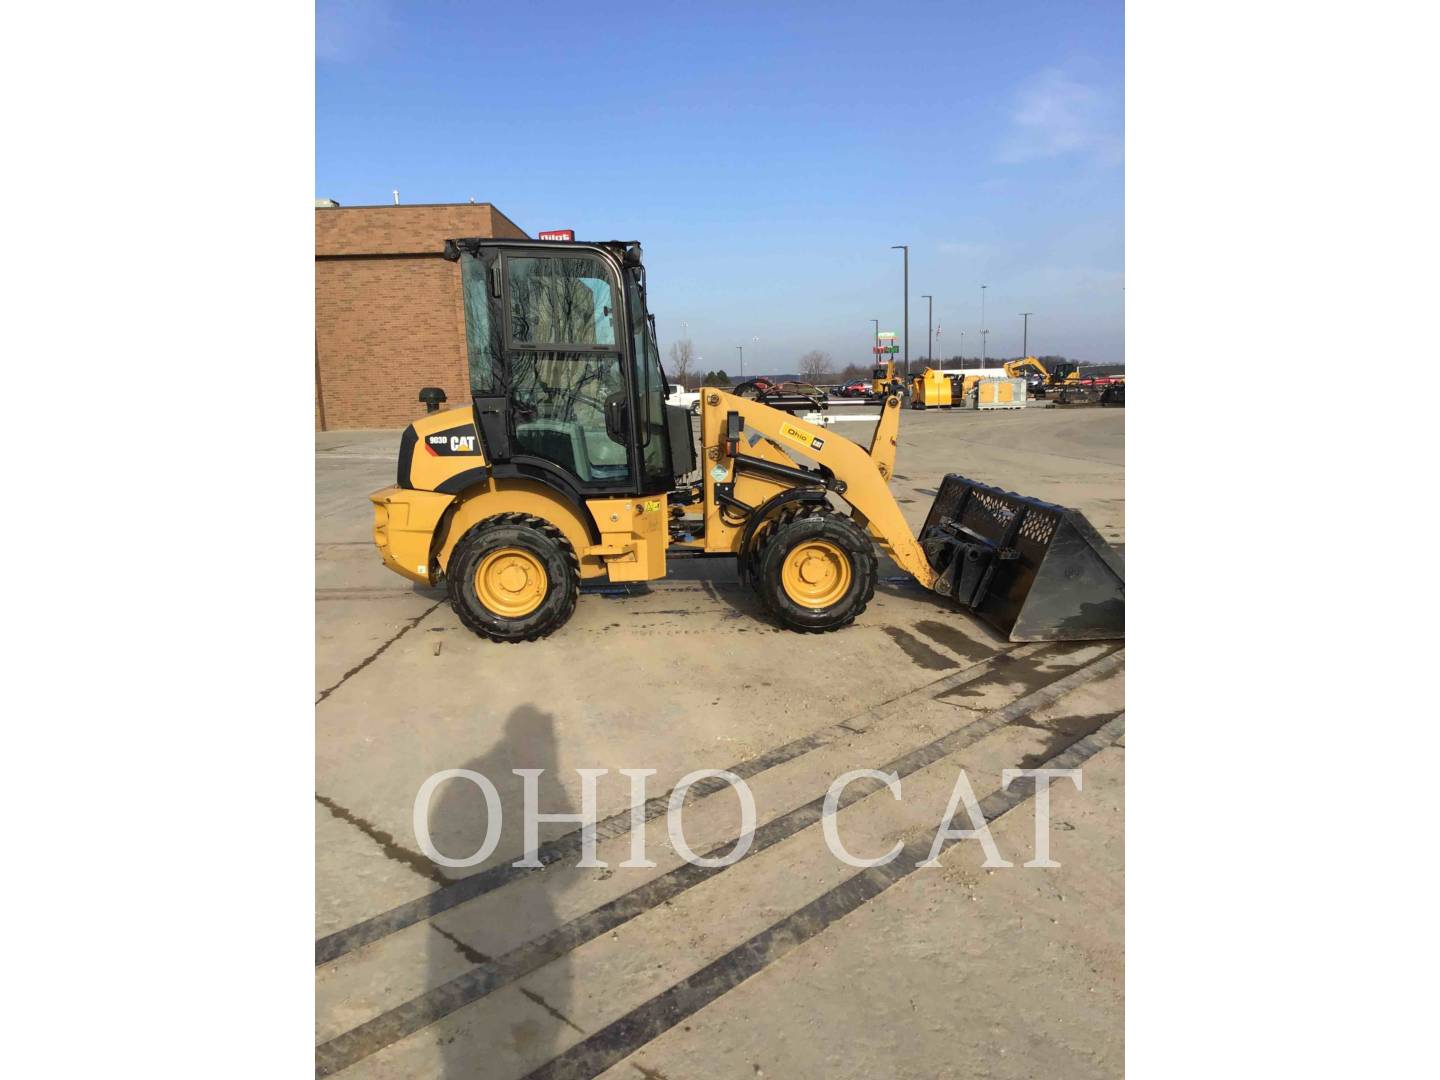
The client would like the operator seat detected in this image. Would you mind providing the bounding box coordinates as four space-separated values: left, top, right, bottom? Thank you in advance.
514 419 594 482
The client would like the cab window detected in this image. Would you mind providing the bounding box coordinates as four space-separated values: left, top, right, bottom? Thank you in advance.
460 253 496 395
502 252 632 489
625 270 670 491
506 256 616 346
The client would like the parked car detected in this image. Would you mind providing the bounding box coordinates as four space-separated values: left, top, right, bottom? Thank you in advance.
836 380 869 398
665 383 702 415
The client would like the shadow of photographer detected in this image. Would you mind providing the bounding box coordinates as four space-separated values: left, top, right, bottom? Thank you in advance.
422 704 582 1079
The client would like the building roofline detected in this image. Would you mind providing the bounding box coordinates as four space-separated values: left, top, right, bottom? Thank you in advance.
315 202 504 210
486 205 527 235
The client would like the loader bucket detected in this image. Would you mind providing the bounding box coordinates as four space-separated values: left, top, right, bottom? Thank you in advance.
919 474 1124 641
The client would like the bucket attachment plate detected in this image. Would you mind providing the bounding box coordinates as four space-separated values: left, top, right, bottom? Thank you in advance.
920 474 1124 641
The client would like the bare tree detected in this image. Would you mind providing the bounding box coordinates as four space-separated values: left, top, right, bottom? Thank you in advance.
668 338 696 388
798 349 833 383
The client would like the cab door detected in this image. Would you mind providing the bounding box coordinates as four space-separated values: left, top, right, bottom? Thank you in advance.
499 248 637 492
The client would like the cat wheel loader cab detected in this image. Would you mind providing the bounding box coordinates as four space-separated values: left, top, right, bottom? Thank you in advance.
369 236 1124 644
871 360 904 399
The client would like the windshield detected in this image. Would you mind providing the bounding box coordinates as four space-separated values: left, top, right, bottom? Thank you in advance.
625 266 670 489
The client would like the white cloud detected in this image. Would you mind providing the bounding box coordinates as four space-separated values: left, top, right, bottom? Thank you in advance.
998 69 1122 166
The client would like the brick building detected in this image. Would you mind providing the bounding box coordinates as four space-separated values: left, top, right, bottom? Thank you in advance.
315 203 529 429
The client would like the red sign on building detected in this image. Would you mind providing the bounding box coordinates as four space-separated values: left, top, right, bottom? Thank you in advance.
537 229 575 242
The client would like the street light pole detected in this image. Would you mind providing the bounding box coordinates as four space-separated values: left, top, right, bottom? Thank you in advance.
980 284 988 365
921 295 933 367
1020 312 1032 357
871 318 879 359
892 245 909 379
736 345 743 380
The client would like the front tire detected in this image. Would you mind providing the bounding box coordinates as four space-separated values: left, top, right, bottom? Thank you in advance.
447 513 579 642
753 507 877 633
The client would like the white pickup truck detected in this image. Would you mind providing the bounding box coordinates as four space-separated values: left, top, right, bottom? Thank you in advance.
665 384 701 415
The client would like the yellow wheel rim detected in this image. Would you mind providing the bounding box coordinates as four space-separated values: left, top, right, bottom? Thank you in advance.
780 540 852 609
475 548 548 618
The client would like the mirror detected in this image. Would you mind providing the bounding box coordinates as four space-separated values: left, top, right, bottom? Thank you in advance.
604 390 629 445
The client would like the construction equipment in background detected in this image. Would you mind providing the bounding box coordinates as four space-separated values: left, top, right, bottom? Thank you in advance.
925 365 996 384
946 372 1026 407
910 368 1033 411
1002 356 1079 398
870 359 905 399
1048 372 1124 407
998 356 1127 406
965 376 1028 410
912 364 1015 409
909 367 960 409
732 378 829 414
370 236 1124 643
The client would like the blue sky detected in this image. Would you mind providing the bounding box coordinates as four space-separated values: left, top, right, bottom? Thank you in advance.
317 0 1123 373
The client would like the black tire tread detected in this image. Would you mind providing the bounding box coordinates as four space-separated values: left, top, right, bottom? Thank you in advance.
447 512 579 643
752 504 877 632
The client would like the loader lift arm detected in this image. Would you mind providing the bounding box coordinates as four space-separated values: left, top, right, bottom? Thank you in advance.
698 389 937 590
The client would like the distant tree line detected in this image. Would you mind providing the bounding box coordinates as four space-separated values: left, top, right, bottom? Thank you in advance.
667 344 1122 388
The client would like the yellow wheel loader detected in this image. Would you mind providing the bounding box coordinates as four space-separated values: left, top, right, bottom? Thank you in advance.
369 237 1124 643
870 359 904 399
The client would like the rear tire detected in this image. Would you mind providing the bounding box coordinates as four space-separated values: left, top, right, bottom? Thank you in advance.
753 507 876 633
447 513 579 642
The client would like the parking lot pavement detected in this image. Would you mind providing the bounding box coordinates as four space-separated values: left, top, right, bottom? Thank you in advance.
316 405 1125 1079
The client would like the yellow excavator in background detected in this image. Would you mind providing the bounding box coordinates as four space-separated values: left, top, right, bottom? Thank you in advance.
1005 357 1125 404
369 236 1124 644
1003 357 1082 397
